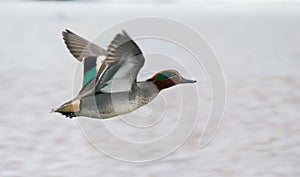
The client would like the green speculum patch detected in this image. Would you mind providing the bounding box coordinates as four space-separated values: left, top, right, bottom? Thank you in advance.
82 66 96 86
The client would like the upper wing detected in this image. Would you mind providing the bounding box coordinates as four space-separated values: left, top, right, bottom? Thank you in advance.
62 29 108 95
95 31 145 93
62 29 107 61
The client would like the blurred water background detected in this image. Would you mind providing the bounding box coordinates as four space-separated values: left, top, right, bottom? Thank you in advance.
0 1 300 177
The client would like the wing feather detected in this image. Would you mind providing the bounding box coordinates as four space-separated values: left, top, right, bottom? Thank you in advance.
62 29 107 61
95 31 145 93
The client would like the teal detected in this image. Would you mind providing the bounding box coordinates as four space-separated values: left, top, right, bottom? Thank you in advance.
53 30 196 119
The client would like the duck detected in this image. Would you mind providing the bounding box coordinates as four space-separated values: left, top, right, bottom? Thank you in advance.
52 29 196 119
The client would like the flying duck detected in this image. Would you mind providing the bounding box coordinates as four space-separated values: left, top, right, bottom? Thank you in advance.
52 30 196 119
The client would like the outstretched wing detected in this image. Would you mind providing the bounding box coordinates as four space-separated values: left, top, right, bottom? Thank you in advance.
62 29 107 61
95 31 145 93
62 29 107 95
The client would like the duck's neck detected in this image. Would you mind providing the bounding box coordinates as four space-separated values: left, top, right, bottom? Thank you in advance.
136 81 160 93
133 82 160 105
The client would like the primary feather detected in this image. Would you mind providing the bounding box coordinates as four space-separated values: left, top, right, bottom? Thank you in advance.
62 29 107 61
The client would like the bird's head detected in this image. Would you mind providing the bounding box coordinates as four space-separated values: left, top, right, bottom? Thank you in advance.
146 69 196 91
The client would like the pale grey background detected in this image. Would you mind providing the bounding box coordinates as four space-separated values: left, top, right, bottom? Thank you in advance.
0 1 299 177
